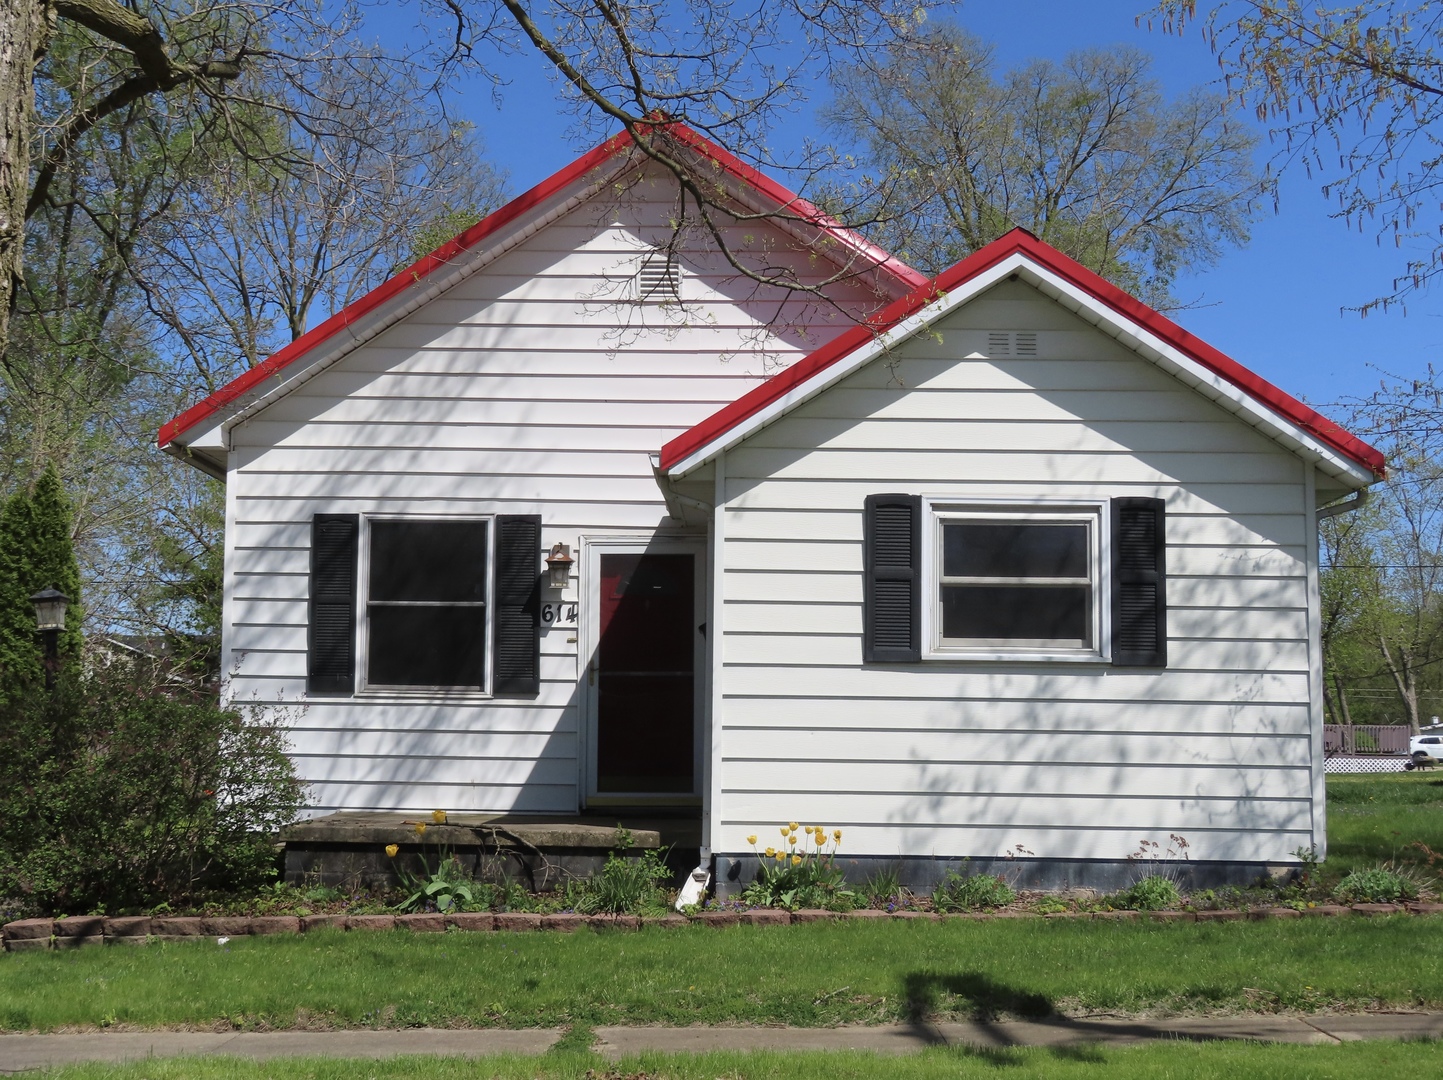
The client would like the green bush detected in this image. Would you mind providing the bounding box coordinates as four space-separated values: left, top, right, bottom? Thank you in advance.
933 871 1016 912
566 847 673 915
1119 874 1181 911
0 661 305 915
1333 865 1427 904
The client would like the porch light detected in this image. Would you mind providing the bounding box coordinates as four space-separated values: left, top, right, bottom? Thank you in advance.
545 543 573 589
31 586 69 632
30 586 69 691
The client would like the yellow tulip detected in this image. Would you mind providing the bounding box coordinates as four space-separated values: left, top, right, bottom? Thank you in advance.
385 844 399 858
431 809 448 825
789 821 799 832
780 825 790 837
414 822 427 837
787 834 797 845
747 834 758 846
792 854 802 866
833 829 843 842
765 847 776 858
775 853 785 862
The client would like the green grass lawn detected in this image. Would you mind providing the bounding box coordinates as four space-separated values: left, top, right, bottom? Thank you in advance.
1 917 1439 1032
1325 773 1443 878
31 1041 1443 1080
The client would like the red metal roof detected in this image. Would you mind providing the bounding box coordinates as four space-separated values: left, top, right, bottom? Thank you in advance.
157 123 926 451
660 228 1386 478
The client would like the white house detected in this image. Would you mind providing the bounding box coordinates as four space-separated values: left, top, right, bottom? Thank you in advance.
159 124 1385 891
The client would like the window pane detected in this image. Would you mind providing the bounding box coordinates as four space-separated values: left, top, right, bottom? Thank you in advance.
367 605 487 686
370 521 488 602
941 585 1089 643
943 522 1087 579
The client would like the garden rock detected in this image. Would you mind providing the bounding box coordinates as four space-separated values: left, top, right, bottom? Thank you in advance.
150 916 203 940
740 908 790 926
493 912 543 932
540 914 585 933
250 916 301 935
396 913 446 932
586 914 641 931
1195 910 1243 921
2 918 54 942
698 911 739 928
1302 905 1350 917
200 917 253 937
104 917 152 942
447 912 496 932
790 908 838 923
347 914 395 931
844 909 889 921
299 915 348 933
1351 903 1402 916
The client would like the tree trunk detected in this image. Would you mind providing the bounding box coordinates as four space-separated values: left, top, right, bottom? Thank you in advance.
1332 673 1354 726
1379 635 1423 734
0 0 51 365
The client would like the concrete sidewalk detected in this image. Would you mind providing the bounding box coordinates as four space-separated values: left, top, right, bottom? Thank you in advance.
1 1014 1439 1072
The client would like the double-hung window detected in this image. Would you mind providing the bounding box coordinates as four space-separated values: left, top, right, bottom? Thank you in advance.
365 519 490 690
931 506 1101 658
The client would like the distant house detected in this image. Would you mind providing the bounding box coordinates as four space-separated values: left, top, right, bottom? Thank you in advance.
159 124 1384 891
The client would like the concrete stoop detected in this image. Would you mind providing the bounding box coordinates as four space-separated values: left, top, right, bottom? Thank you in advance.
5 903 1443 951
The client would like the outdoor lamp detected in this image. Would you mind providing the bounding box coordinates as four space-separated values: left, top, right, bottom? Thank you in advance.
545 543 573 590
30 586 69 690
31 586 69 632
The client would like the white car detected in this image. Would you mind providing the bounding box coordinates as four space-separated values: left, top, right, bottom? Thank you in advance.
1407 728 1443 769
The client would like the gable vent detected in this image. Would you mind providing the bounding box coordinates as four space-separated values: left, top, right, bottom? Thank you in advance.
637 253 682 302
985 331 1038 357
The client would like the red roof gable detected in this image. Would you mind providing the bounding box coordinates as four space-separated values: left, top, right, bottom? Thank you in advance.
660 228 1386 479
157 124 926 451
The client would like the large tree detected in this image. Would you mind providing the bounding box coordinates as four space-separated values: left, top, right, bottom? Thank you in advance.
1156 1 1443 312
2 0 928 369
827 24 1260 307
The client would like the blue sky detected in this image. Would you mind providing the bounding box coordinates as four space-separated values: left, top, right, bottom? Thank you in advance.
376 1 1443 414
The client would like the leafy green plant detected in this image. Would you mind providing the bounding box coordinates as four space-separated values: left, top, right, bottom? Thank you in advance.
861 865 903 907
1033 896 1068 915
566 847 672 915
395 855 479 914
932 871 1015 912
0 659 305 915
743 823 855 910
1333 864 1429 904
1118 875 1181 911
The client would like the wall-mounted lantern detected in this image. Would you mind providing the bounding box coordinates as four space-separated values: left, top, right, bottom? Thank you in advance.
545 543 573 590
30 586 69 690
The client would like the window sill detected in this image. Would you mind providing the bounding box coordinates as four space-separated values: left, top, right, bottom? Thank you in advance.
354 688 494 703
922 648 1109 664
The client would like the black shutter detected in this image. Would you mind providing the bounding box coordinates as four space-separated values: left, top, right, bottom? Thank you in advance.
493 515 541 696
1111 497 1167 667
864 494 922 662
308 514 358 695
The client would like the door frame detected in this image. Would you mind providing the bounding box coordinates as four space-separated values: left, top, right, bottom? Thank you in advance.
579 536 706 807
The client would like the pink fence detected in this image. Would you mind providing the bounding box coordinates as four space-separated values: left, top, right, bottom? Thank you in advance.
1323 724 1411 756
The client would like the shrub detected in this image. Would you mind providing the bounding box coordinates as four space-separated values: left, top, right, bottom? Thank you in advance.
0 661 305 914
933 871 1016 912
1119 874 1181 911
567 846 673 915
1333 865 1428 904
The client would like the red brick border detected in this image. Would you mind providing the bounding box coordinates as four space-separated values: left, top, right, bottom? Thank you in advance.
3 904 1436 950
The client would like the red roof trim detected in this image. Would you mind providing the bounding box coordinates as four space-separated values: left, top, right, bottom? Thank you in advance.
660 229 1386 478
158 124 925 451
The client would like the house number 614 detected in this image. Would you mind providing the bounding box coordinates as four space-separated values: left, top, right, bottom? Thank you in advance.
541 602 578 626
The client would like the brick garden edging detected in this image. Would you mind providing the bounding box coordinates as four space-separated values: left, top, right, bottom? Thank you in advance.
4 902 1442 950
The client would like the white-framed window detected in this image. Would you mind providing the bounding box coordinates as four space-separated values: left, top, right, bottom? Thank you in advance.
358 516 494 692
922 500 1107 662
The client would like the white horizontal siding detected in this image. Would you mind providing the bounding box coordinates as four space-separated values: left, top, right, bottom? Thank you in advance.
223 169 884 816
715 278 1320 864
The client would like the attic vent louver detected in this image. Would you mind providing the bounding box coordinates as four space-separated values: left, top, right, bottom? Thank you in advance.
985 331 1038 358
637 253 682 302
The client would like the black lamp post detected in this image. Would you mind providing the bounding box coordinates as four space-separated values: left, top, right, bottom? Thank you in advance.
30 586 69 690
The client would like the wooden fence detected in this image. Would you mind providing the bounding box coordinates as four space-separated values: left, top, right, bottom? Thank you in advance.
1323 724 1411 756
